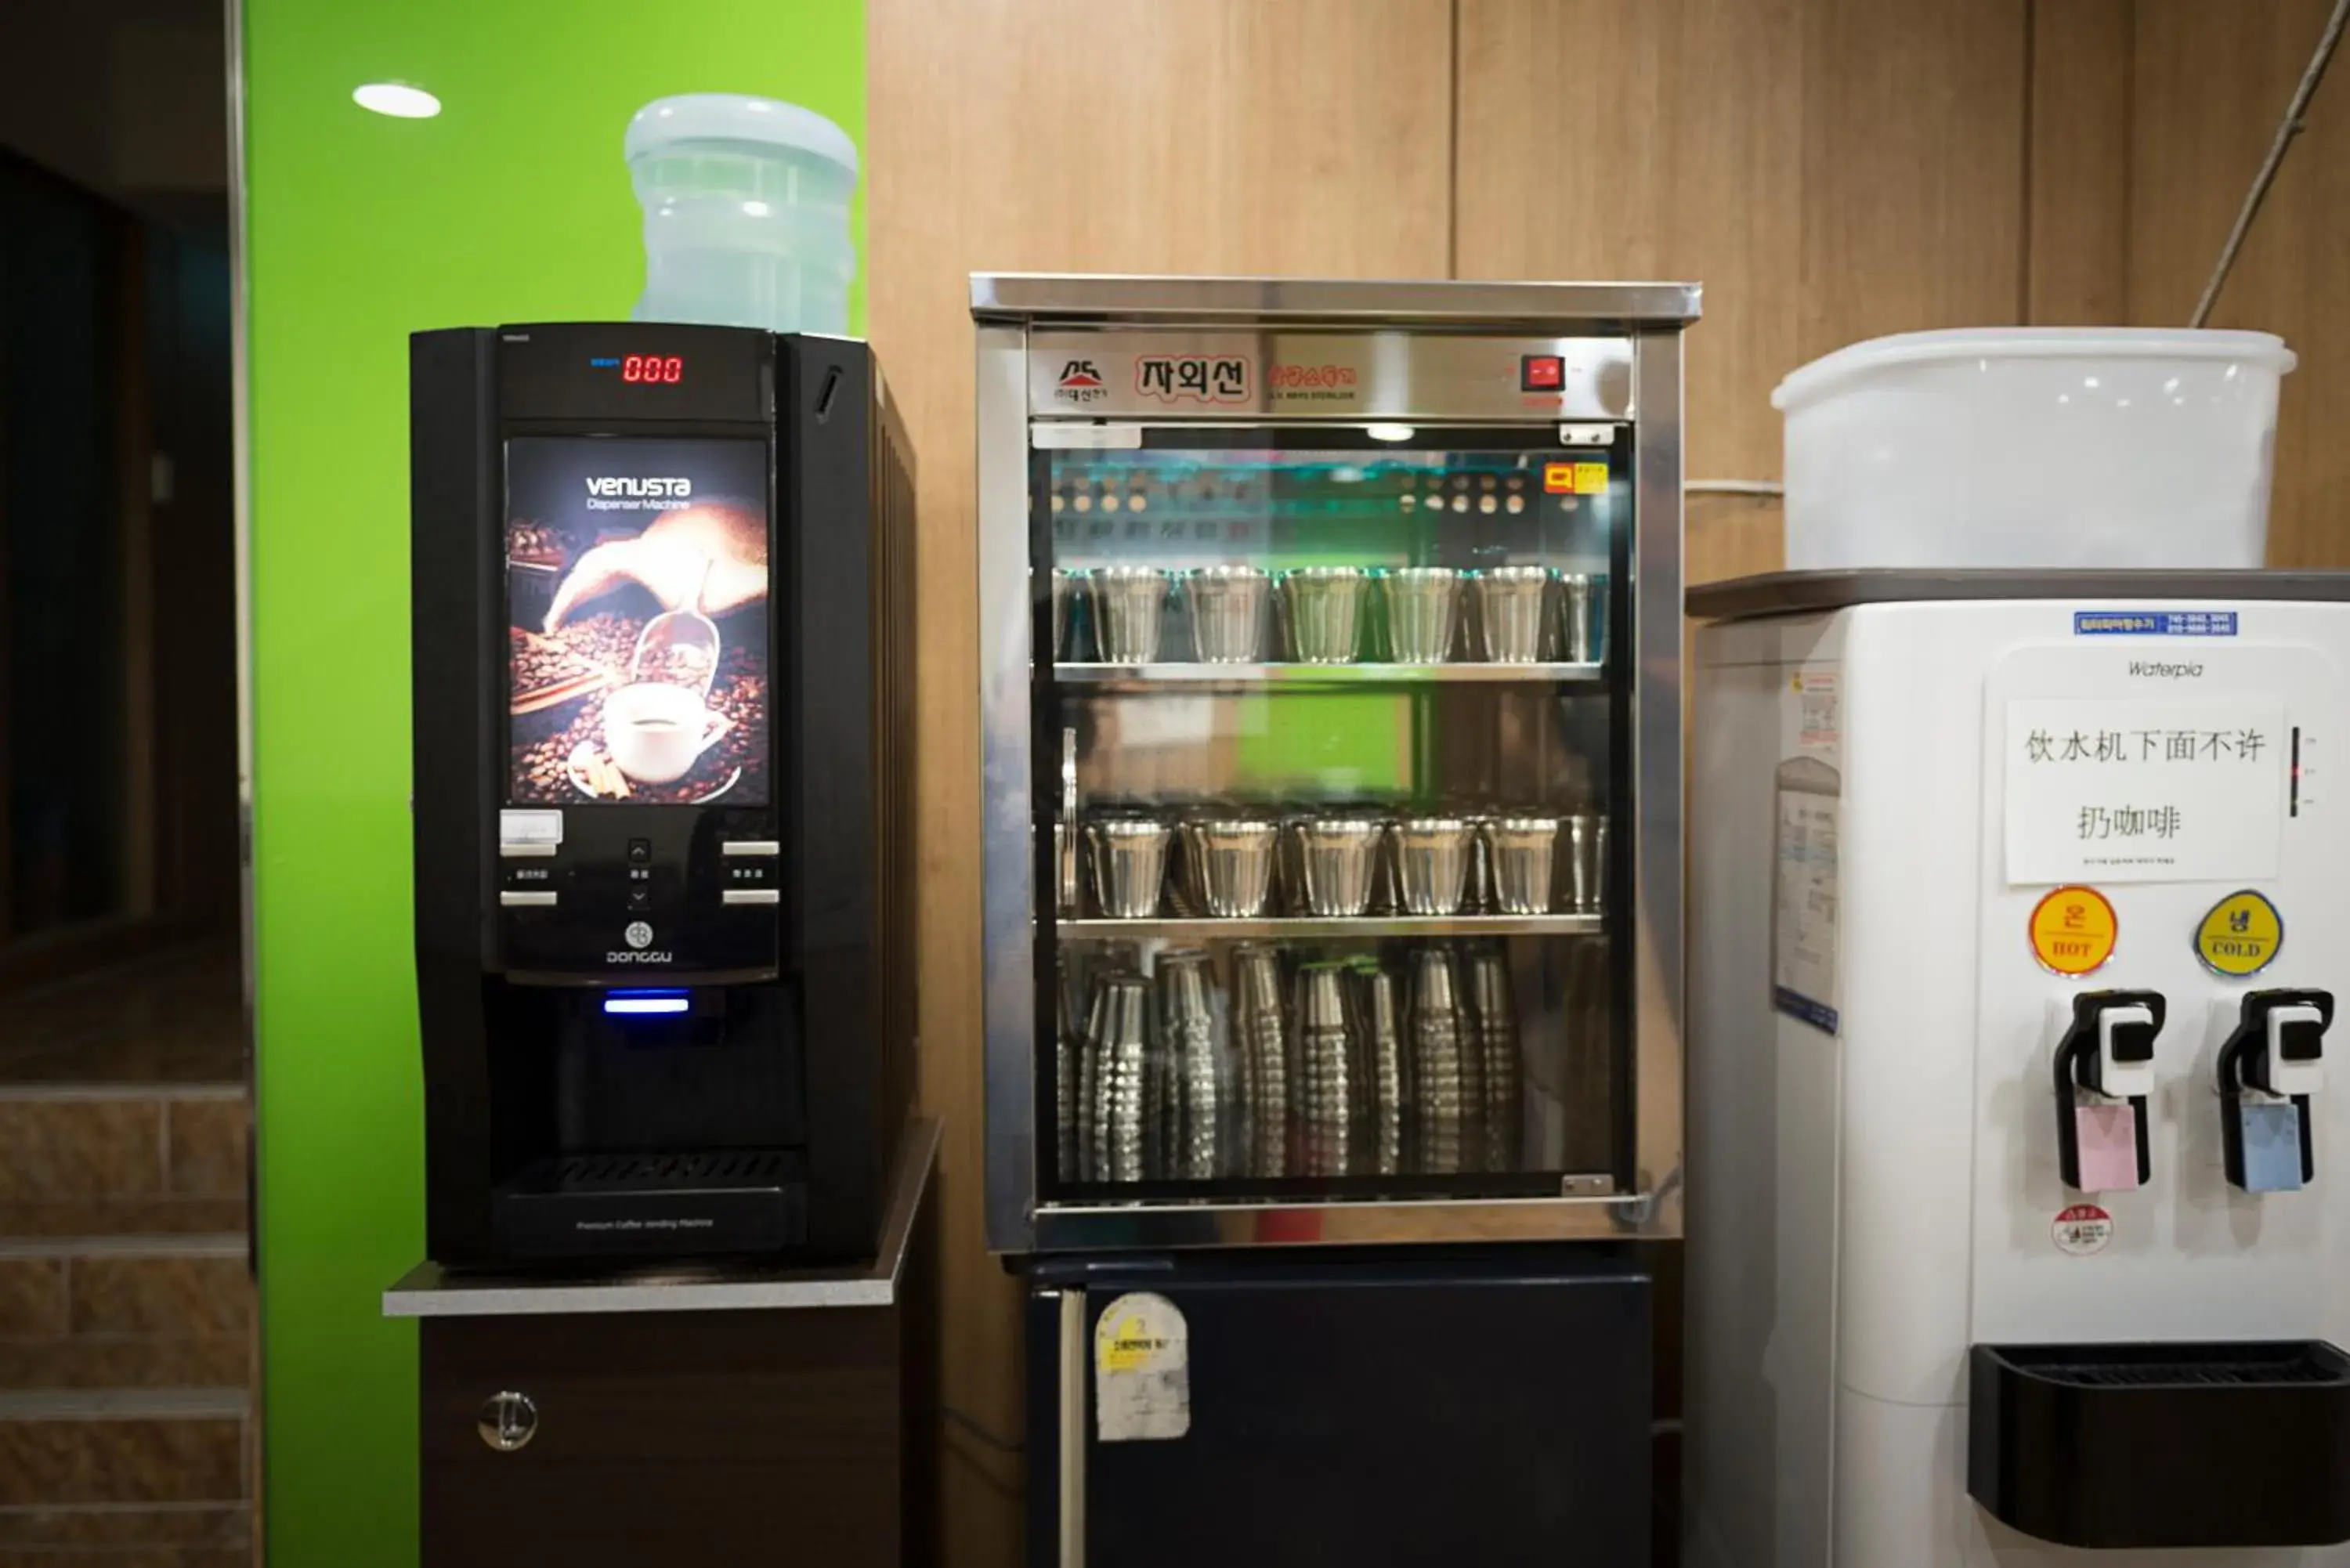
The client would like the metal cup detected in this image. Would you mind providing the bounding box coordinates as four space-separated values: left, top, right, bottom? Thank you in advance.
1474 565 1552 663
1389 816 1475 916
1052 822 1078 916
1086 817 1172 919
1408 947 1466 1175
1090 973 1151 1183
1232 944 1289 1179
1383 567 1462 663
1485 815 1564 916
1295 961 1358 1177
1559 571 1603 665
1181 565 1271 663
1090 565 1169 664
1050 567 1086 662
1358 967 1407 1176
1280 566 1368 663
1157 949 1224 1180
1465 945 1521 1172
1183 817 1279 918
1292 817 1383 917
1566 811 1609 915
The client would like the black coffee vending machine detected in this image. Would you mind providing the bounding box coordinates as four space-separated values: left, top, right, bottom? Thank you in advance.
408 323 915 1266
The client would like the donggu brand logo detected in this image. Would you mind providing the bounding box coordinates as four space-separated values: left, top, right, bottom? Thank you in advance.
584 476 692 498
608 921 670 963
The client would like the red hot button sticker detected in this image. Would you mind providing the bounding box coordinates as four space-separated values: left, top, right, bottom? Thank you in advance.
2052 1202 2113 1257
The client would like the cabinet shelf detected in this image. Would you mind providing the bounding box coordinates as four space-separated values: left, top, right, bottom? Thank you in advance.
1054 660 1605 689
1058 913 1605 941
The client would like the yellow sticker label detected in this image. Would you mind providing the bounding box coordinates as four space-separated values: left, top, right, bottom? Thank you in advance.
1573 461 1609 495
2196 889 2283 977
1098 1313 1165 1372
2030 884 2118 977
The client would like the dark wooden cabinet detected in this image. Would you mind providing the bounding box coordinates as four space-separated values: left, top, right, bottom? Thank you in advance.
406 1127 939 1568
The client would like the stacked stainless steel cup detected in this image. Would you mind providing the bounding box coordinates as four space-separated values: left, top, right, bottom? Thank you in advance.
1156 949 1226 1180
1357 964 1408 1176
1232 945 1289 1179
1085 972 1151 1183
1294 961 1359 1178
1408 947 1468 1175
1465 945 1522 1172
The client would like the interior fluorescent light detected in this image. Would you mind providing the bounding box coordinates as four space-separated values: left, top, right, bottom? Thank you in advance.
354 83 441 119
603 990 689 1017
1366 423 1415 443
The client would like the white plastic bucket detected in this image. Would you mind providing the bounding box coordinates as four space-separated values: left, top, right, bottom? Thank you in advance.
627 94 859 336
1772 328 2296 569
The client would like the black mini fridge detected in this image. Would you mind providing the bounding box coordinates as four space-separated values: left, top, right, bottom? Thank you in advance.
1023 1249 1652 1566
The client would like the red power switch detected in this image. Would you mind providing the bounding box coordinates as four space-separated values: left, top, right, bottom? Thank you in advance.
1520 354 1565 392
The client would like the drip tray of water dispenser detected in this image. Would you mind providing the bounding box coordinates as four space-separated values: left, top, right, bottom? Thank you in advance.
1969 1339 2350 1549
494 1147 808 1261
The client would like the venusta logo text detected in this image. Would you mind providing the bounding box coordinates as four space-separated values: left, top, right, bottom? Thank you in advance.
584 476 692 498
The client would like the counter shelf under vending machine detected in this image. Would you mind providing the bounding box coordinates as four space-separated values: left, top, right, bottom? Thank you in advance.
974 276 1697 1253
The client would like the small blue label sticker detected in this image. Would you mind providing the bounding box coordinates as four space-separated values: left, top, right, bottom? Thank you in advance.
2074 610 2239 637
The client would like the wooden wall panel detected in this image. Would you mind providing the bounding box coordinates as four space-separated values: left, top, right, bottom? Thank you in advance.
2027 0 2134 323
2130 0 2350 569
1457 0 1802 584
866 3 1455 1559
1457 0 2033 586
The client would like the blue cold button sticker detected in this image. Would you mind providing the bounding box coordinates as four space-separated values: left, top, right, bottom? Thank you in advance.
2073 610 2240 637
2240 1100 2307 1192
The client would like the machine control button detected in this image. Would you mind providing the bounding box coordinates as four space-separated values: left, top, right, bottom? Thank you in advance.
721 889 781 906
1520 353 1564 392
498 842 559 858
499 809 562 856
2263 1002 2327 1098
627 838 653 865
626 885 653 911
721 840 782 858
499 891 559 909
2095 1003 2160 1100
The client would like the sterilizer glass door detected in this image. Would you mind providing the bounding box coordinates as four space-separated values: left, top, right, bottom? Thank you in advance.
1032 426 1636 1209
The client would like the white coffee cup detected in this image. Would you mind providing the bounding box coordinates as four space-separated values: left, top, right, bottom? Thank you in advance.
603 681 730 784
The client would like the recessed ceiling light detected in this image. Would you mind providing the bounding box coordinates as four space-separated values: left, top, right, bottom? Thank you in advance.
354 83 441 119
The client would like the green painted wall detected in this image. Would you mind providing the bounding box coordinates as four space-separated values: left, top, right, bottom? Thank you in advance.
242 8 862 1562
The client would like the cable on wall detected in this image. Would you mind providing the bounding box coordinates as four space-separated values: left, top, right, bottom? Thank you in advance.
2190 0 2350 327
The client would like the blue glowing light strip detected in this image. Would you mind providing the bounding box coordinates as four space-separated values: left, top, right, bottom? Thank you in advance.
603 990 689 1016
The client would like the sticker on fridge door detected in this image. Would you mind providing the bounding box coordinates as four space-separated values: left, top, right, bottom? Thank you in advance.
1772 757 1842 1035
1094 1292 1191 1442
2004 697 2287 884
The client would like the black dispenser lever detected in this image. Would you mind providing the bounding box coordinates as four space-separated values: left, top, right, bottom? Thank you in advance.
2218 988 2332 1193
2053 989 2164 1192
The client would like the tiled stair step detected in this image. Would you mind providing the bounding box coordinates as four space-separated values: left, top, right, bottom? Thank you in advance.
0 1089 246 1237
0 1499 249 1568
0 1239 249 1392
0 1389 248 1512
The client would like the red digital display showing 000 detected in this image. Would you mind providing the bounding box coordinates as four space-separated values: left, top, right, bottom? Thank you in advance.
621 354 685 385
